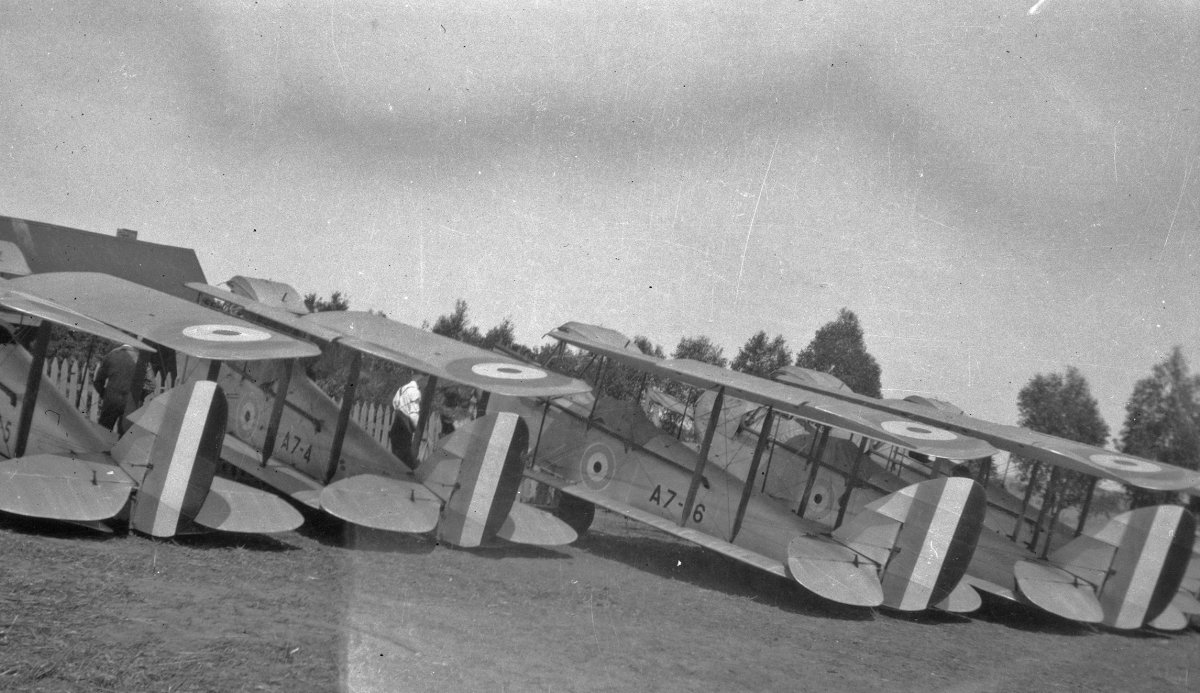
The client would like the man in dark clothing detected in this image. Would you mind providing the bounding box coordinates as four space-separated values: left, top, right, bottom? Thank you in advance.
93 344 151 434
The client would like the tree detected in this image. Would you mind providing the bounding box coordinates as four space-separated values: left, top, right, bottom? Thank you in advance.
794 308 882 398
1012 367 1111 536
431 299 484 346
1119 346 1200 510
672 335 727 368
303 291 350 313
732 331 791 379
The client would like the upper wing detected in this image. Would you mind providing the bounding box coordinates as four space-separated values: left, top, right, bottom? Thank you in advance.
776 367 1200 491
10 273 320 361
548 321 997 455
0 285 153 350
547 321 666 371
192 281 591 397
306 311 591 397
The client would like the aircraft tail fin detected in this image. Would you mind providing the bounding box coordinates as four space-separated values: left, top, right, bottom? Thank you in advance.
111 381 228 537
421 411 558 548
787 477 985 611
1027 504 1196 629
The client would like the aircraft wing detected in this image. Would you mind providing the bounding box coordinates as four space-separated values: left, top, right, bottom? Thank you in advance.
303 310 592 397
548 322 997 456
9 273 320 361
0 286 153 350
524 467 789 578
546 321 665 371
658 358 979 453
775 368 1200 491
186 281 348 343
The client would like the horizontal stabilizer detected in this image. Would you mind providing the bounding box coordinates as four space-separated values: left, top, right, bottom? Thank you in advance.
193 476 305 533
832 477 985 611
1051 505 1195 629
0 453 133 521
936 580 983 613
320 474 441 533
1147 604 1189 631
1013 560 1105 624
786 535 884 607
494 501 577 546
526 468 788 578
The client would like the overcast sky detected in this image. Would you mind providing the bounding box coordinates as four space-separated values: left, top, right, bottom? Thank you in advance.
3 1 1198 432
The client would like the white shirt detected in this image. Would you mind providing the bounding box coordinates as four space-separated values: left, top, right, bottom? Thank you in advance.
392 380 421 426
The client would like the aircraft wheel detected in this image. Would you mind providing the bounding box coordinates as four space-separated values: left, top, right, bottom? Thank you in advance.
554 493 596 535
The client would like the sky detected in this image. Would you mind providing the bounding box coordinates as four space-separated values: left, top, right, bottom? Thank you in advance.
3 1 1198 434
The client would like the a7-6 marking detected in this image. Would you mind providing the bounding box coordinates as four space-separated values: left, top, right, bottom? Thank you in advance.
648 484 705 523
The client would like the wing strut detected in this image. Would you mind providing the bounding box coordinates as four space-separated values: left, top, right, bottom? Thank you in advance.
730 406 774 543
796 426 832 518
260 359 295 465
681 386 724 528
1075 477 1098 538
1030 465 1062 554
834 437 871 529
411 374 438 465
14 321 52 457
324 349 361 485
1012 461 1042 543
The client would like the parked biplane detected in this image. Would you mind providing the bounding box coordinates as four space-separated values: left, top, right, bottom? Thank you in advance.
767 365 1199 630
487 321 990 613
0 272 316 537
185 277 591 548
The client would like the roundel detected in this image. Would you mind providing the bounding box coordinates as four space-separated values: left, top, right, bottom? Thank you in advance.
1090 453 1162 475
234 390 266 439
805 476 842 522
881 420 958 441
183 324 272 343
580 442 616 490
469 362 549 381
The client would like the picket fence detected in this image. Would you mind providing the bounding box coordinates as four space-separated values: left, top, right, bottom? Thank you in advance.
42 357 398 446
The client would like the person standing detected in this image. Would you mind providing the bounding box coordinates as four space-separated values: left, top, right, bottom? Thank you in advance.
93 344 151 434
388 376 422 468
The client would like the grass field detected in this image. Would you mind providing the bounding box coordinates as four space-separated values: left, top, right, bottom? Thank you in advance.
1 510 1197 692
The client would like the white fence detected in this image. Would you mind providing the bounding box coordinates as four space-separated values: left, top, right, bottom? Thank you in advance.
43 357 398 446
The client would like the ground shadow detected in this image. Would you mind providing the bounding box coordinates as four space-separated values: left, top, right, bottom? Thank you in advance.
577 527 875 622
969 591 1097 636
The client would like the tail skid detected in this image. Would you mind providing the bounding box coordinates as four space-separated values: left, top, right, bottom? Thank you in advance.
787 477 985 611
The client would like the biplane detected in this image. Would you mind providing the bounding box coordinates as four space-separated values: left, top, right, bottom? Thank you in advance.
185 278 592 548
488 321 990 613
0 272 316 537
768 365 1199 630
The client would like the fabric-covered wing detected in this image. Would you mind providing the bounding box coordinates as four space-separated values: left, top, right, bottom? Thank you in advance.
11 273 320 361
776 367 1200 491
0 287 154 350
526 468 789 578
305 311 591 397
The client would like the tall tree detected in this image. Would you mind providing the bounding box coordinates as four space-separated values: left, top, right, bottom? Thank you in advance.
431 299 483 346
794 308 882 397
1012 367 1111 529
732 331 791 379
1120 346 1200 510
672 335 727 368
